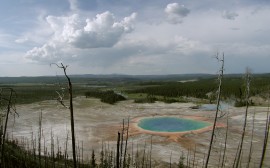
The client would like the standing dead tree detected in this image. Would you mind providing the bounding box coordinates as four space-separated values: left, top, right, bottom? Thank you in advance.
247 109 255 168
120 119 124 168
117 132 120 168
0 88 17 167
259 89 270 167
38 110 43 167
235 68 251 168
221 113 229 168
51 63 77 168
123 118 130 168
205 53 224 168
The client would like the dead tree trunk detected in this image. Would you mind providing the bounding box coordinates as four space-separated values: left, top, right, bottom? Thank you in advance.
123 118 130 168
247 109 255 168
52 63 77 168
0 88 16 167
259 90 270 168
120 119 124 168
235 68 251 168
38 110 43 168
221 114 229 168
205 53 224 168
117 132 120 168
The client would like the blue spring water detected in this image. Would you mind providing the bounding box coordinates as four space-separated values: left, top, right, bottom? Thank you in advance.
200 102 230 111
138 117 211 132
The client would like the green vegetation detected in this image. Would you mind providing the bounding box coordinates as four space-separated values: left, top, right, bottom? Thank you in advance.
127 80 215 99
0 74 269 107
126 76 270 106
0 84 88 104
1 74 270 106
133 94 158 103
85 90 126 104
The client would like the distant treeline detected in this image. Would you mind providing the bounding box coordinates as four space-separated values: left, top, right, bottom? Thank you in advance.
0 84 88 104
127 77 270 101
85 90 126 104
1 75 270 105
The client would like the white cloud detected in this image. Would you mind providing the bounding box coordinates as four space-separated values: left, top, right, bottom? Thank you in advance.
165 3 190 24
165 3 190 17
25 43 62 63
45 11 137 48
25 11 137 63
78 11 137 48
222 10 239 20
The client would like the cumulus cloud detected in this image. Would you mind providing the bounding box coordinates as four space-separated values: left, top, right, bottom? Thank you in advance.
47 11 136 48
78 12 137 48
25 11 137 63
222 10 239 20
165 3 190 24
25 43 62 63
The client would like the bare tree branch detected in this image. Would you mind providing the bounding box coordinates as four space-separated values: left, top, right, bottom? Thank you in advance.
55 91 69 109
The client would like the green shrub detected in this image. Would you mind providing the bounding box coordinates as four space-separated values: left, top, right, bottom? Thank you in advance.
85 90 126 104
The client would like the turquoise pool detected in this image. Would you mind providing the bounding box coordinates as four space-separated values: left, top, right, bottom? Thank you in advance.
138 117 211 132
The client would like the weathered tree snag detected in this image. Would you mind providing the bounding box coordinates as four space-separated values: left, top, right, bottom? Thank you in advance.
235 68 251 168
205 53 224 168
117 132 120 168
247 109 255 168
51 63 77 168
221 114 229 168
0 88 17 167
123 118 130 167
259 90 270 168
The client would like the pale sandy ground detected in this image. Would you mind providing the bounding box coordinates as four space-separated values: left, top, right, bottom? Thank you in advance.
7 97 270 167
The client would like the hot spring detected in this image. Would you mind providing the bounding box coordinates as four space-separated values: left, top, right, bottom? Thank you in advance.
199 102 230 111
138 117 211 132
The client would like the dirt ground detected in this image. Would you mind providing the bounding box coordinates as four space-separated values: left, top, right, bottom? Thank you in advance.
7 97 270 167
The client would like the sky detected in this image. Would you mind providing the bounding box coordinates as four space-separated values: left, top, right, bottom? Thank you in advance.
0 0 270 76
